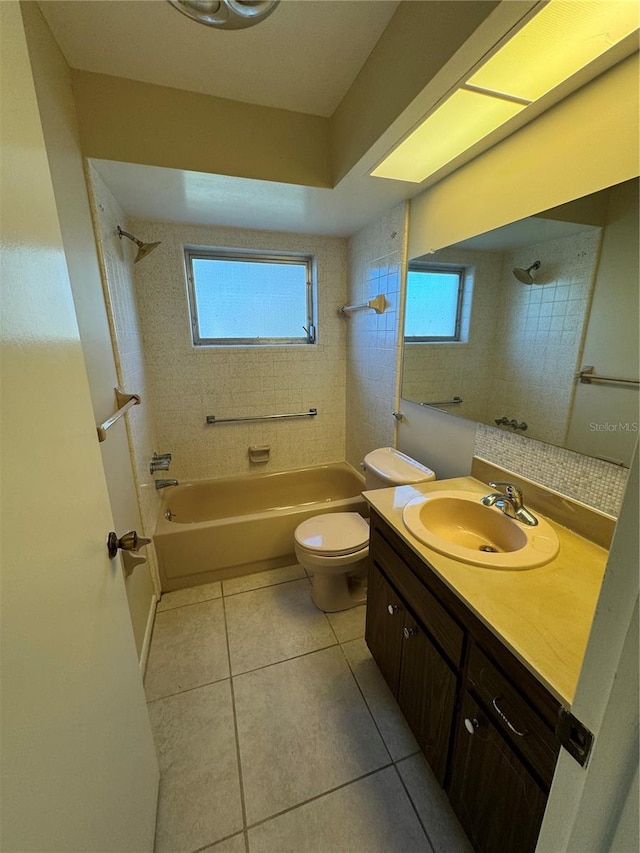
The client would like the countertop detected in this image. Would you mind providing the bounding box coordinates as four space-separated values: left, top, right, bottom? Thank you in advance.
364 476 610 708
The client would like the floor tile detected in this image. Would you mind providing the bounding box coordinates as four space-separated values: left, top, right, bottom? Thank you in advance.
145 599 229 701
201 833 247 853
397 753 473 853
223 564 306 597
225 579 335 675
326 604 366 644
157 581 222 612
341 638 419 761
149 681 243 853
234 646 390 825
247 766 433 853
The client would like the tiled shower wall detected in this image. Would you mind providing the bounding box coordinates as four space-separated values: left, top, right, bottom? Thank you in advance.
87 166 162 586
346 203 407 470
130 218 348 481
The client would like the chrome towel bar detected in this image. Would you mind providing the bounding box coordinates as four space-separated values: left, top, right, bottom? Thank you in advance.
577 365 639 386
206 408 318 425
97 387 141 442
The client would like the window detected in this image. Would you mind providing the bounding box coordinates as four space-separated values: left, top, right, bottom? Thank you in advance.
185 248 316 346
404 265 465 341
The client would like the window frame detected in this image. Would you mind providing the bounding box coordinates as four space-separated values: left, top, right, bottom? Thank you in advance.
184 247 316 347
404 263 466 342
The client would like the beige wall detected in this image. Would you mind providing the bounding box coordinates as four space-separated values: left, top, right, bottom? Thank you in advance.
22 2 157 660
72 69 331 188
128 217 348 481
345 203 407 470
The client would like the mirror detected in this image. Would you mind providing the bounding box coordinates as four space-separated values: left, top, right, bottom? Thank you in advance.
402 178 639 467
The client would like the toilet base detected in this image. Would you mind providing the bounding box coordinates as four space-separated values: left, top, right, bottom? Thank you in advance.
310 567 367 613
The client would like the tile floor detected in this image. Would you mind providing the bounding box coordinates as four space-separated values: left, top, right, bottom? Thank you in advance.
145 565 473 853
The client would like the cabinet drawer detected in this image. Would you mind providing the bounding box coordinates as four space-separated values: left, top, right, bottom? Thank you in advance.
467 644 559 788
371 527 464 669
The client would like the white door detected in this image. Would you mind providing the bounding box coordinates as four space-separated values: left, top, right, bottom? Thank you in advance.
0 5 159 851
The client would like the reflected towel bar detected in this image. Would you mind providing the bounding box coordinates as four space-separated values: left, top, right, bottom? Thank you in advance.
97 387 141 442
206 408 317 425
577 366 639 386
420 396 463 406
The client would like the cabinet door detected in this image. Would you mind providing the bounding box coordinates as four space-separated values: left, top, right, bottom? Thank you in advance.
397 615 457 785
449 693 548 853
365 563 404 695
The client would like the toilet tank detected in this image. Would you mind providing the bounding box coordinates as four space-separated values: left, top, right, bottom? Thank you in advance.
363 447 436 490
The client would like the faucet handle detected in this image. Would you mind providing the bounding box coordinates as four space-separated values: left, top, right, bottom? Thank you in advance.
488 481 523 507
153 452 172 461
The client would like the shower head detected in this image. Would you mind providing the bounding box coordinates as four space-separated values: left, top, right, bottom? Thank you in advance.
512 260 541 285
117 227 161 264
168 0 280 29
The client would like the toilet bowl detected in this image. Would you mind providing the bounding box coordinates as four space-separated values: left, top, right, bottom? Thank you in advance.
294 448 436 612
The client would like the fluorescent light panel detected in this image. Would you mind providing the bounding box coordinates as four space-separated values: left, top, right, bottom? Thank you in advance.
372 0 639 183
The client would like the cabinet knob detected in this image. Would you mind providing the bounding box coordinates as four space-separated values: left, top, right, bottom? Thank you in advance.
387 604 399 615
403 626 416 639
464 717 480 734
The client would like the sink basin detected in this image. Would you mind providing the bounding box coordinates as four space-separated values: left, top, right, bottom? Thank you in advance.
402 490 559 569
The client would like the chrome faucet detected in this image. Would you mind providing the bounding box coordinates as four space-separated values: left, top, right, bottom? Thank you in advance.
150 452 172 474
155 479 179 490
481 481 538 526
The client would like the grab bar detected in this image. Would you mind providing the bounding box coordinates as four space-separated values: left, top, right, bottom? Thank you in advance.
97 387 141 442
420 396 463 407
577 366 639 386
206 408 317 425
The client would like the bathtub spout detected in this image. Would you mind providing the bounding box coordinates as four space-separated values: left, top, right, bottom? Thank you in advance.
155 479 179 490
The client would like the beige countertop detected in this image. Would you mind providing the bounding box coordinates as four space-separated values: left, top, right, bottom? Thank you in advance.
364 476 610 708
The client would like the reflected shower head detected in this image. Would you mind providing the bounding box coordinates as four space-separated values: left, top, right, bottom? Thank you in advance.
117 227 161 264
512 260 541 285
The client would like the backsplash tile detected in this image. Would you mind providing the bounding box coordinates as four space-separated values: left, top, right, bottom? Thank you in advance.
475 423 628 516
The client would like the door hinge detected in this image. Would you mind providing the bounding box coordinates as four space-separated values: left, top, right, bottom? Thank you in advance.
557 707 594 767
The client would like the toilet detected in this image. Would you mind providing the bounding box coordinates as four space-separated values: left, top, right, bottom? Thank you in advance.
294 448 436 612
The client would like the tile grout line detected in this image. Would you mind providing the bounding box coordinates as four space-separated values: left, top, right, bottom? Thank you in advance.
221 591 251 853
393 760 439 853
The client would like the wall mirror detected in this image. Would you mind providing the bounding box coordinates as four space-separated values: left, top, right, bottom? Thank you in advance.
402 178 639 467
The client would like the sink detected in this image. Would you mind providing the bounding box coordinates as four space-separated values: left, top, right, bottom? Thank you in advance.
402 490 559 569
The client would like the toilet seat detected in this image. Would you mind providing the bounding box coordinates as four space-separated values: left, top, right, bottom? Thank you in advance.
294 512 369 557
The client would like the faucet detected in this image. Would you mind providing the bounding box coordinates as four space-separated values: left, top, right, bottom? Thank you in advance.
481 481 538 526
155 479 179 490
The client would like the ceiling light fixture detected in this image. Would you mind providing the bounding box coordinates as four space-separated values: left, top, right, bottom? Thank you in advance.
168 0 279 30
372 0 639 184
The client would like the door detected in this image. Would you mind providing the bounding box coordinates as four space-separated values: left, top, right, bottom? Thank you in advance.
0 5 159 851
365 562 405 694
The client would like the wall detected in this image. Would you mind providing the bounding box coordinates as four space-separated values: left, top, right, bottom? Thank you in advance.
22 2 157 660
345 203 406 470
86 165 162 603
128 217 348 481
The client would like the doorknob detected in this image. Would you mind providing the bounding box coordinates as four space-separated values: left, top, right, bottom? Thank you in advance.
107 530 151 559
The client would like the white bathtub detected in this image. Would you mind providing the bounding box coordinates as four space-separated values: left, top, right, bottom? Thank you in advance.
154 462 367 591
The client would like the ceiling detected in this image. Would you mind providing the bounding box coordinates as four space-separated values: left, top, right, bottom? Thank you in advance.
39 0 400 117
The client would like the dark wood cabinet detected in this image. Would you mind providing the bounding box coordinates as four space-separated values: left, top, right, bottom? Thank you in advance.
365 562 457 785
448 692 547 853
365 510 562 853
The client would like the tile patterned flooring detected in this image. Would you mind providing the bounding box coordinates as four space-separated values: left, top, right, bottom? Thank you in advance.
145 566 472 853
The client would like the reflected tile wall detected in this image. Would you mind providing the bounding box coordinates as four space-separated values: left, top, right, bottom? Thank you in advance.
129 218 348 480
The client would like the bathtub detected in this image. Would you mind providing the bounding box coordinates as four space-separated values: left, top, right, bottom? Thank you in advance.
154 462 367 591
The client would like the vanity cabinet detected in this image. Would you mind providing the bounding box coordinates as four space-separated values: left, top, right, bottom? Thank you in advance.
365 510 562 853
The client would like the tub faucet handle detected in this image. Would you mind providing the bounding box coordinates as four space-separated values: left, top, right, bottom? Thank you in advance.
151 452 172 474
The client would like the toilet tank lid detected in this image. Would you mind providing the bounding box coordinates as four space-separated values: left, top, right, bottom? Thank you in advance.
363 447 436 485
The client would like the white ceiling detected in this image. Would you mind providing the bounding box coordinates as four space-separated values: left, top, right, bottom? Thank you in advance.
39 0 400 116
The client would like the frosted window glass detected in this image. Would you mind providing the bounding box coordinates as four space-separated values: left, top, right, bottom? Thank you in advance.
405 269 462 340
188 254 312 344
